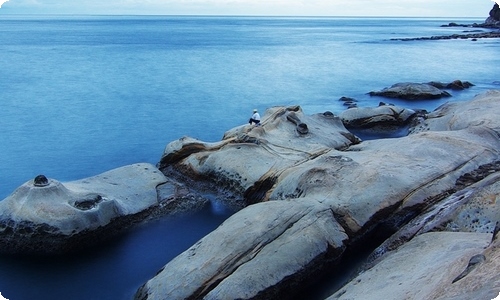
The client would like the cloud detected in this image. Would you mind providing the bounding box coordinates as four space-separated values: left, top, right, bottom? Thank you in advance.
0 0 9 8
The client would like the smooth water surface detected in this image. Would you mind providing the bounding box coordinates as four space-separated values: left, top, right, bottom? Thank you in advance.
0 15 499 299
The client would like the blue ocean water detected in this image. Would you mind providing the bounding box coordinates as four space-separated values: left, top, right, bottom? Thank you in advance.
0 15 499 299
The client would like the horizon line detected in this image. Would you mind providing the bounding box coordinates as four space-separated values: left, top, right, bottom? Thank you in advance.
0 13 488 19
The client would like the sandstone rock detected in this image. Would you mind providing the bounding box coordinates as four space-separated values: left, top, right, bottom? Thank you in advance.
0 163 167 254
135 200 348 300
444 173 500 234
409 90 500 134
269 126 500 234
159 106 360 205
433 230 500 300
139 91 500 299
369 82 452 100
327 232 493 300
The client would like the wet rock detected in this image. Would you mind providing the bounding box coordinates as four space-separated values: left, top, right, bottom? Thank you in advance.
33 175 49 187
339 96 358 108
428 79 474 90
369 82 452 100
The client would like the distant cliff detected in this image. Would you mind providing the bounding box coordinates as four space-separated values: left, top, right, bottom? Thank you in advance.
487 4 500 23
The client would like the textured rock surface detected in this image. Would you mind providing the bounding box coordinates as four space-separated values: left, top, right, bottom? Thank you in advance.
327 232 493 300
136 200 348 300
409 90 500 134
159 105 360 206
0 163 167 254
138 91 500 299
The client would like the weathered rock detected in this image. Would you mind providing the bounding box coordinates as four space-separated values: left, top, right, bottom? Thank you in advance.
135 200 348 300
158 105 360 205
140 91 500 299
433 230 500 300
0 163 167 254
339 105 416 129
327 232 493 300
369 82 452 100
409 90 500 134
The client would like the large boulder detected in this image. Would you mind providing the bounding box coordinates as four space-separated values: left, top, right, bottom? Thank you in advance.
339 104 416 129
369 82 452 100
139 91 500 299
0 163 168 254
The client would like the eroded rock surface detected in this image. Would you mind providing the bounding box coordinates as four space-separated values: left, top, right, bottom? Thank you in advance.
138 90 500 299
328 232 493 300
0 163 168 254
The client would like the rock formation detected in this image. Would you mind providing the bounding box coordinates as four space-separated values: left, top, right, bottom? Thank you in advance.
487 3 500 23
136 90 500 299
2 85 499 298
0 163 209 254
368 82 452 100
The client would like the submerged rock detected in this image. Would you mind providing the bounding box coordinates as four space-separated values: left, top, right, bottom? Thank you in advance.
138 90 500 299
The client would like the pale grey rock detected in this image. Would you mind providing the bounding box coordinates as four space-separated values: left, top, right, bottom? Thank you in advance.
135 200 348 300
159 106 360 205
269 126 500 234
369 82 452 99
137 91 500 299
409 90 500 134
0 163 167 254
433 230 500 300
327 232 492 300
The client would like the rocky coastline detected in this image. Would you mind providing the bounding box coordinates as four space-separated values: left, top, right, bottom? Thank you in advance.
3 84 499 299
391 4 500 42
1 8 499 298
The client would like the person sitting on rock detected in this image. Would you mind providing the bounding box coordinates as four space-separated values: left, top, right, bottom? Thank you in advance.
249 109 261 126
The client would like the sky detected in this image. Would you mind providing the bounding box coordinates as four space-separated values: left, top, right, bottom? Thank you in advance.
0 0 496 17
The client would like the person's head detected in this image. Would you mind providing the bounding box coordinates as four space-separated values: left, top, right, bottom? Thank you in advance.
253 109 258 113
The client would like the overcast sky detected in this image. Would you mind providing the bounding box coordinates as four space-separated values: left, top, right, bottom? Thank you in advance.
0 0 496 17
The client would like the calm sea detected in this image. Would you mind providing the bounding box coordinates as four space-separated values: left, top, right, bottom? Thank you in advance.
0 15 498 299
